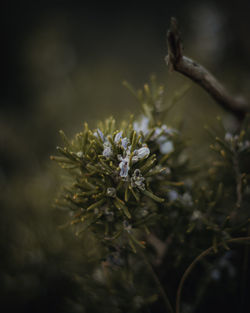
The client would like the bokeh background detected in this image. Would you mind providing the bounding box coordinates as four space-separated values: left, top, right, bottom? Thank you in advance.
1 1 250 312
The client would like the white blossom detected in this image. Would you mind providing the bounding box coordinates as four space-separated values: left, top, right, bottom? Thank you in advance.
132 147 150 162
114 131 123 144
131 169 145 190
118 156 130 178
133 116 150 135
102 142 113 158
159 140 174 154
94 128 105 141
121 137 129 150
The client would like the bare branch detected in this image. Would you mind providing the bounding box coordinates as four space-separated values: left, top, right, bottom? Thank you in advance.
176 236 250 313
165 17 249 122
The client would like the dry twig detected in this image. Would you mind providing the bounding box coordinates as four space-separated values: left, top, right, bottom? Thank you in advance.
165 17 249 122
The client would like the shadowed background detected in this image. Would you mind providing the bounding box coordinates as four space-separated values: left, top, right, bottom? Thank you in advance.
1 1 250 312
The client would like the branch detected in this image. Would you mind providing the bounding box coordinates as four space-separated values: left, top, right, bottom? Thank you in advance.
165 17 249 122
175 236 250 313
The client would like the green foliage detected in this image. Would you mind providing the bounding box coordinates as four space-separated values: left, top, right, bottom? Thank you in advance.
52 79 190 255
52 78 250 313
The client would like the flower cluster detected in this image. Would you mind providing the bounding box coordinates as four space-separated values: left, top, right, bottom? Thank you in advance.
51 116 179 251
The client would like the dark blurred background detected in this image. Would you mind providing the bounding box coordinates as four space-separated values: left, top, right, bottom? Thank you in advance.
1 1 250 312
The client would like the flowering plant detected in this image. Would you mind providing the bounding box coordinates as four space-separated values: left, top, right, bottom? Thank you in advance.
51 63 250 313
51 79 191 258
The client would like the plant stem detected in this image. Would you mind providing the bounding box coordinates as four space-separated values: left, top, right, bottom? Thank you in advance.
166 17 249 122
176 236 250 313
139 248 174 313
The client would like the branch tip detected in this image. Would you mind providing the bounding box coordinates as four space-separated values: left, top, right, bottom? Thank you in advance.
165 18 249 122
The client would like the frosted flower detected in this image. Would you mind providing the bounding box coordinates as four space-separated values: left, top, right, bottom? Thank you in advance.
118 156 130 178
152 125 176 155
133 116 150 135
94 128 105 141
114 131 123 144
131 169 145 190
159 140 174 154
121 137 129 150
132 147 150 162
53 115 179 245
103 142 113 158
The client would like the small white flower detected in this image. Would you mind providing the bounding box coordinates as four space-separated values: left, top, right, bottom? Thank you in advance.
152 125 176 154
133 116 150 135
103 142 113 157
114 131 123 144
94 128 105 141
131 169 145 190
119 156 130 177
159 140 174 154
121 137 129 150
76 151 83 158
132 147 150 162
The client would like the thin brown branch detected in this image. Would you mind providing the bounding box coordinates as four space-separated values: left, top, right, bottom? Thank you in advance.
175 236 250 313
165 17 249 122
